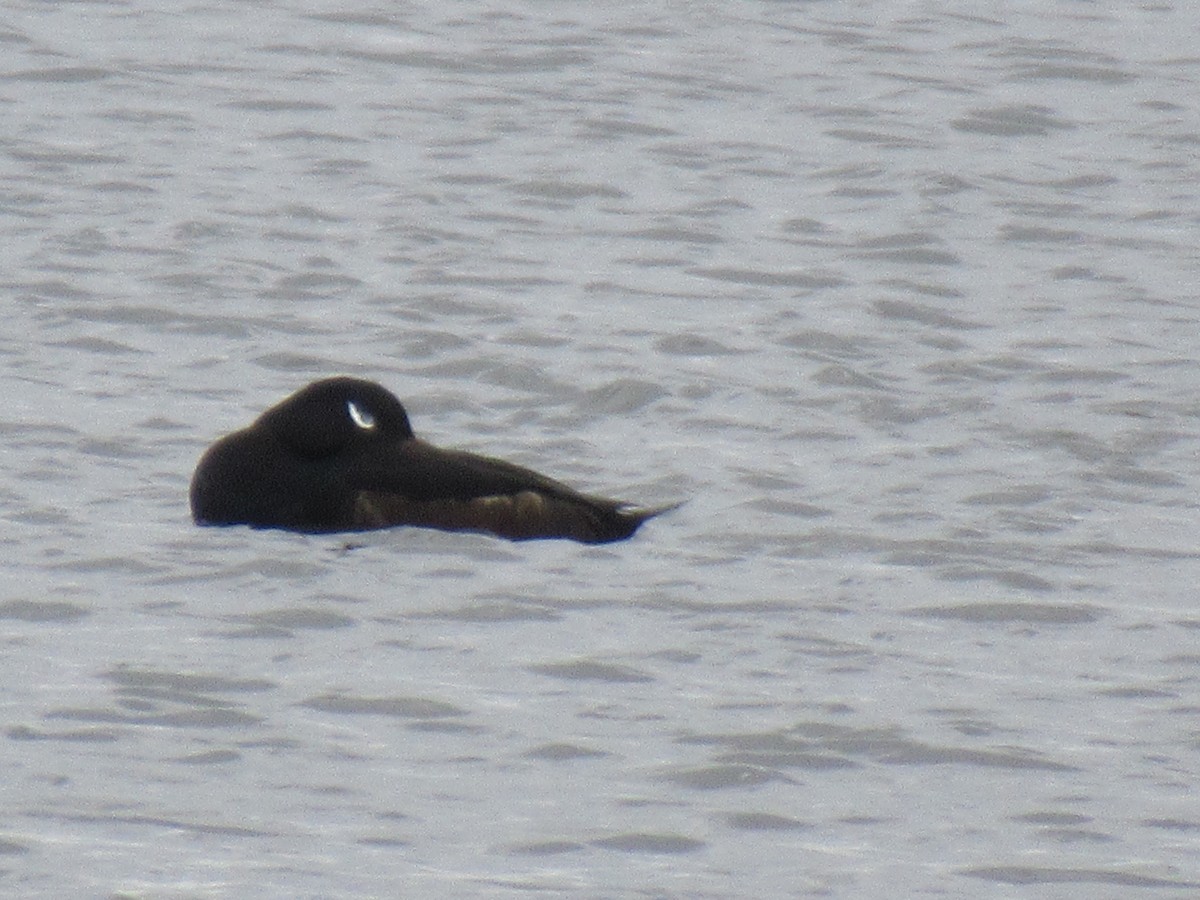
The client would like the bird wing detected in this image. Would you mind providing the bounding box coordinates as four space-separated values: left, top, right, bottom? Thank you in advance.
345 439 653 542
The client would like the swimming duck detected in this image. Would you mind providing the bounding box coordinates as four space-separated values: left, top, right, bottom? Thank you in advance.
190 377 674 543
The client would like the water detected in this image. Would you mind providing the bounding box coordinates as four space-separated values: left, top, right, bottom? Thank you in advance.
3 1 1200 897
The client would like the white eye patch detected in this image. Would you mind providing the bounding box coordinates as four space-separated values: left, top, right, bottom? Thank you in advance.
346 400 376 430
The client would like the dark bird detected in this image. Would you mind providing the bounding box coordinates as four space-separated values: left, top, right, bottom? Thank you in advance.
189 377 675 544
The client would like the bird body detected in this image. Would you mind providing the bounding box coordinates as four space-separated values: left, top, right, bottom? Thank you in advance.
190 377 674 544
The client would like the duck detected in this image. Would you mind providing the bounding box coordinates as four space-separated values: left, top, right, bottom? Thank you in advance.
189 376 675 544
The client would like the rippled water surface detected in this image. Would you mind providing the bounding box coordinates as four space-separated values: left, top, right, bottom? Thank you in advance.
4 2 1200 897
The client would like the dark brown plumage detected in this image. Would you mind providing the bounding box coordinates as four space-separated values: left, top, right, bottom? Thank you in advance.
189 377 675 544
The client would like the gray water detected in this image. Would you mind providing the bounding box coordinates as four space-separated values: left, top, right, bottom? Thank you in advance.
3 2 1200 897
